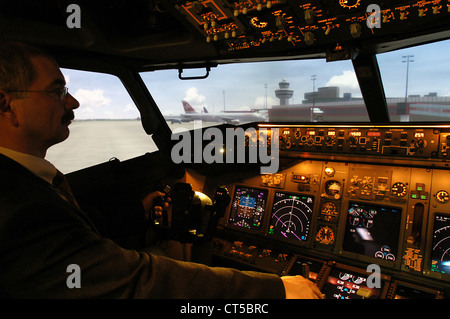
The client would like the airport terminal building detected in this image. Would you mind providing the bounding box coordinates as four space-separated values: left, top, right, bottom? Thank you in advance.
269 80 450 122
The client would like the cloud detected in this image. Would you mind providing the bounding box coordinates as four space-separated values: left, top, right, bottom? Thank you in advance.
74 88 111 109
73 88 114 119
253 96 278 109
122 103 136 113
326 70 360 95
184 87 206 109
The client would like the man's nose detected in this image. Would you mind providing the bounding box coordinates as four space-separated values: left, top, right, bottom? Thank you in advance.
65 93 80 110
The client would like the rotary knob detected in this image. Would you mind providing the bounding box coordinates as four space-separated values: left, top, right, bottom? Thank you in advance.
304 9 315 24
350 23 362 38
436 190 449 203
391 182 407 197
415 139 427 148
304 32 314 45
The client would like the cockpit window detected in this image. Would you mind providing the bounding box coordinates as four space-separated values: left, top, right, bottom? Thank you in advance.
46 69 158 173
140 58 368 127
377 39 450 122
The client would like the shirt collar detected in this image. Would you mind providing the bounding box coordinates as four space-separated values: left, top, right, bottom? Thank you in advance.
0 146 58 184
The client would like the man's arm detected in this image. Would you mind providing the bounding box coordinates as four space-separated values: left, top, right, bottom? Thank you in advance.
1 200 286 298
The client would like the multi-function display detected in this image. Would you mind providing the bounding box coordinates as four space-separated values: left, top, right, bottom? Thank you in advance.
268 192 314 242
228 186 268 230
343 202 402 262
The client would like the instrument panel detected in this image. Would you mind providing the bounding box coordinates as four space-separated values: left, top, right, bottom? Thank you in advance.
209 124 450 298
175 0 450 58
269 124 450 161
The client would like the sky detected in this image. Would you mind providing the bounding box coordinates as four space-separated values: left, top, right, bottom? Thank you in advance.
62 39 450 120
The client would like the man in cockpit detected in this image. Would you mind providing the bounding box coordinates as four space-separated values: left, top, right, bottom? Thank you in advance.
0 41 323 299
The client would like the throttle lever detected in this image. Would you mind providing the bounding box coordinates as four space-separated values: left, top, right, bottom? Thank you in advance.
204 185 231 239
152 184 171 227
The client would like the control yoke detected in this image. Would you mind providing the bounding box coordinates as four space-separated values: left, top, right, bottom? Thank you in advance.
152 182 230 243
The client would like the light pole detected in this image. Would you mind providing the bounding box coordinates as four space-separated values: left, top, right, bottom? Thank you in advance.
402 55 414 104
264 83 268 109
311 75 317 121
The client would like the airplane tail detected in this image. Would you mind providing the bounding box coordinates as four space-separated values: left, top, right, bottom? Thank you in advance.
182 100 197 113
203 106 208 113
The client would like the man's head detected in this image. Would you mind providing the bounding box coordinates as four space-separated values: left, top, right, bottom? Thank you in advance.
0 41 79 158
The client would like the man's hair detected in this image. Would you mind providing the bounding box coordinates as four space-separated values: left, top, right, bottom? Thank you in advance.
0 41 53 92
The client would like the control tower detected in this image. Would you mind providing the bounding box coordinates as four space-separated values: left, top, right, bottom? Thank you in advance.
275 79 294 105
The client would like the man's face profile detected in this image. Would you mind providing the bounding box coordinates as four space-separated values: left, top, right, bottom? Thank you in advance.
8 56 80 156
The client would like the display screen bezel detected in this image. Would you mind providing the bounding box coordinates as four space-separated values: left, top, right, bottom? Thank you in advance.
226 184 269 233
339 201 404 267
424 212 450 282
267 191 315 245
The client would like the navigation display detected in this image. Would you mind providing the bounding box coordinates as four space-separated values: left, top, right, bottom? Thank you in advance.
343 202 402 262
430 213 450 275
228 186 268 230
268 192 314 242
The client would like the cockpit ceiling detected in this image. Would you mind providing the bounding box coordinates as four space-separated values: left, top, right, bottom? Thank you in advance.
0 0 449 69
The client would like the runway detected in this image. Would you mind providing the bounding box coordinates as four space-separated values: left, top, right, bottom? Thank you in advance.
45 120 212 173
46 120 157 173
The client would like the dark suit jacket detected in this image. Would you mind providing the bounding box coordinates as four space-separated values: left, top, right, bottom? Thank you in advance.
0 154 285 298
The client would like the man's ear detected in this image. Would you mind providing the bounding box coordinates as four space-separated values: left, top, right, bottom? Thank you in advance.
0 90 18 126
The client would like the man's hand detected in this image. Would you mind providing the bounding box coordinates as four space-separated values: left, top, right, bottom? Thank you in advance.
281 275 325 299
141 191 170 221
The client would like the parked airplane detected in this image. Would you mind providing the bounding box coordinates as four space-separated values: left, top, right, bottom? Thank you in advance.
165 101 267 124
